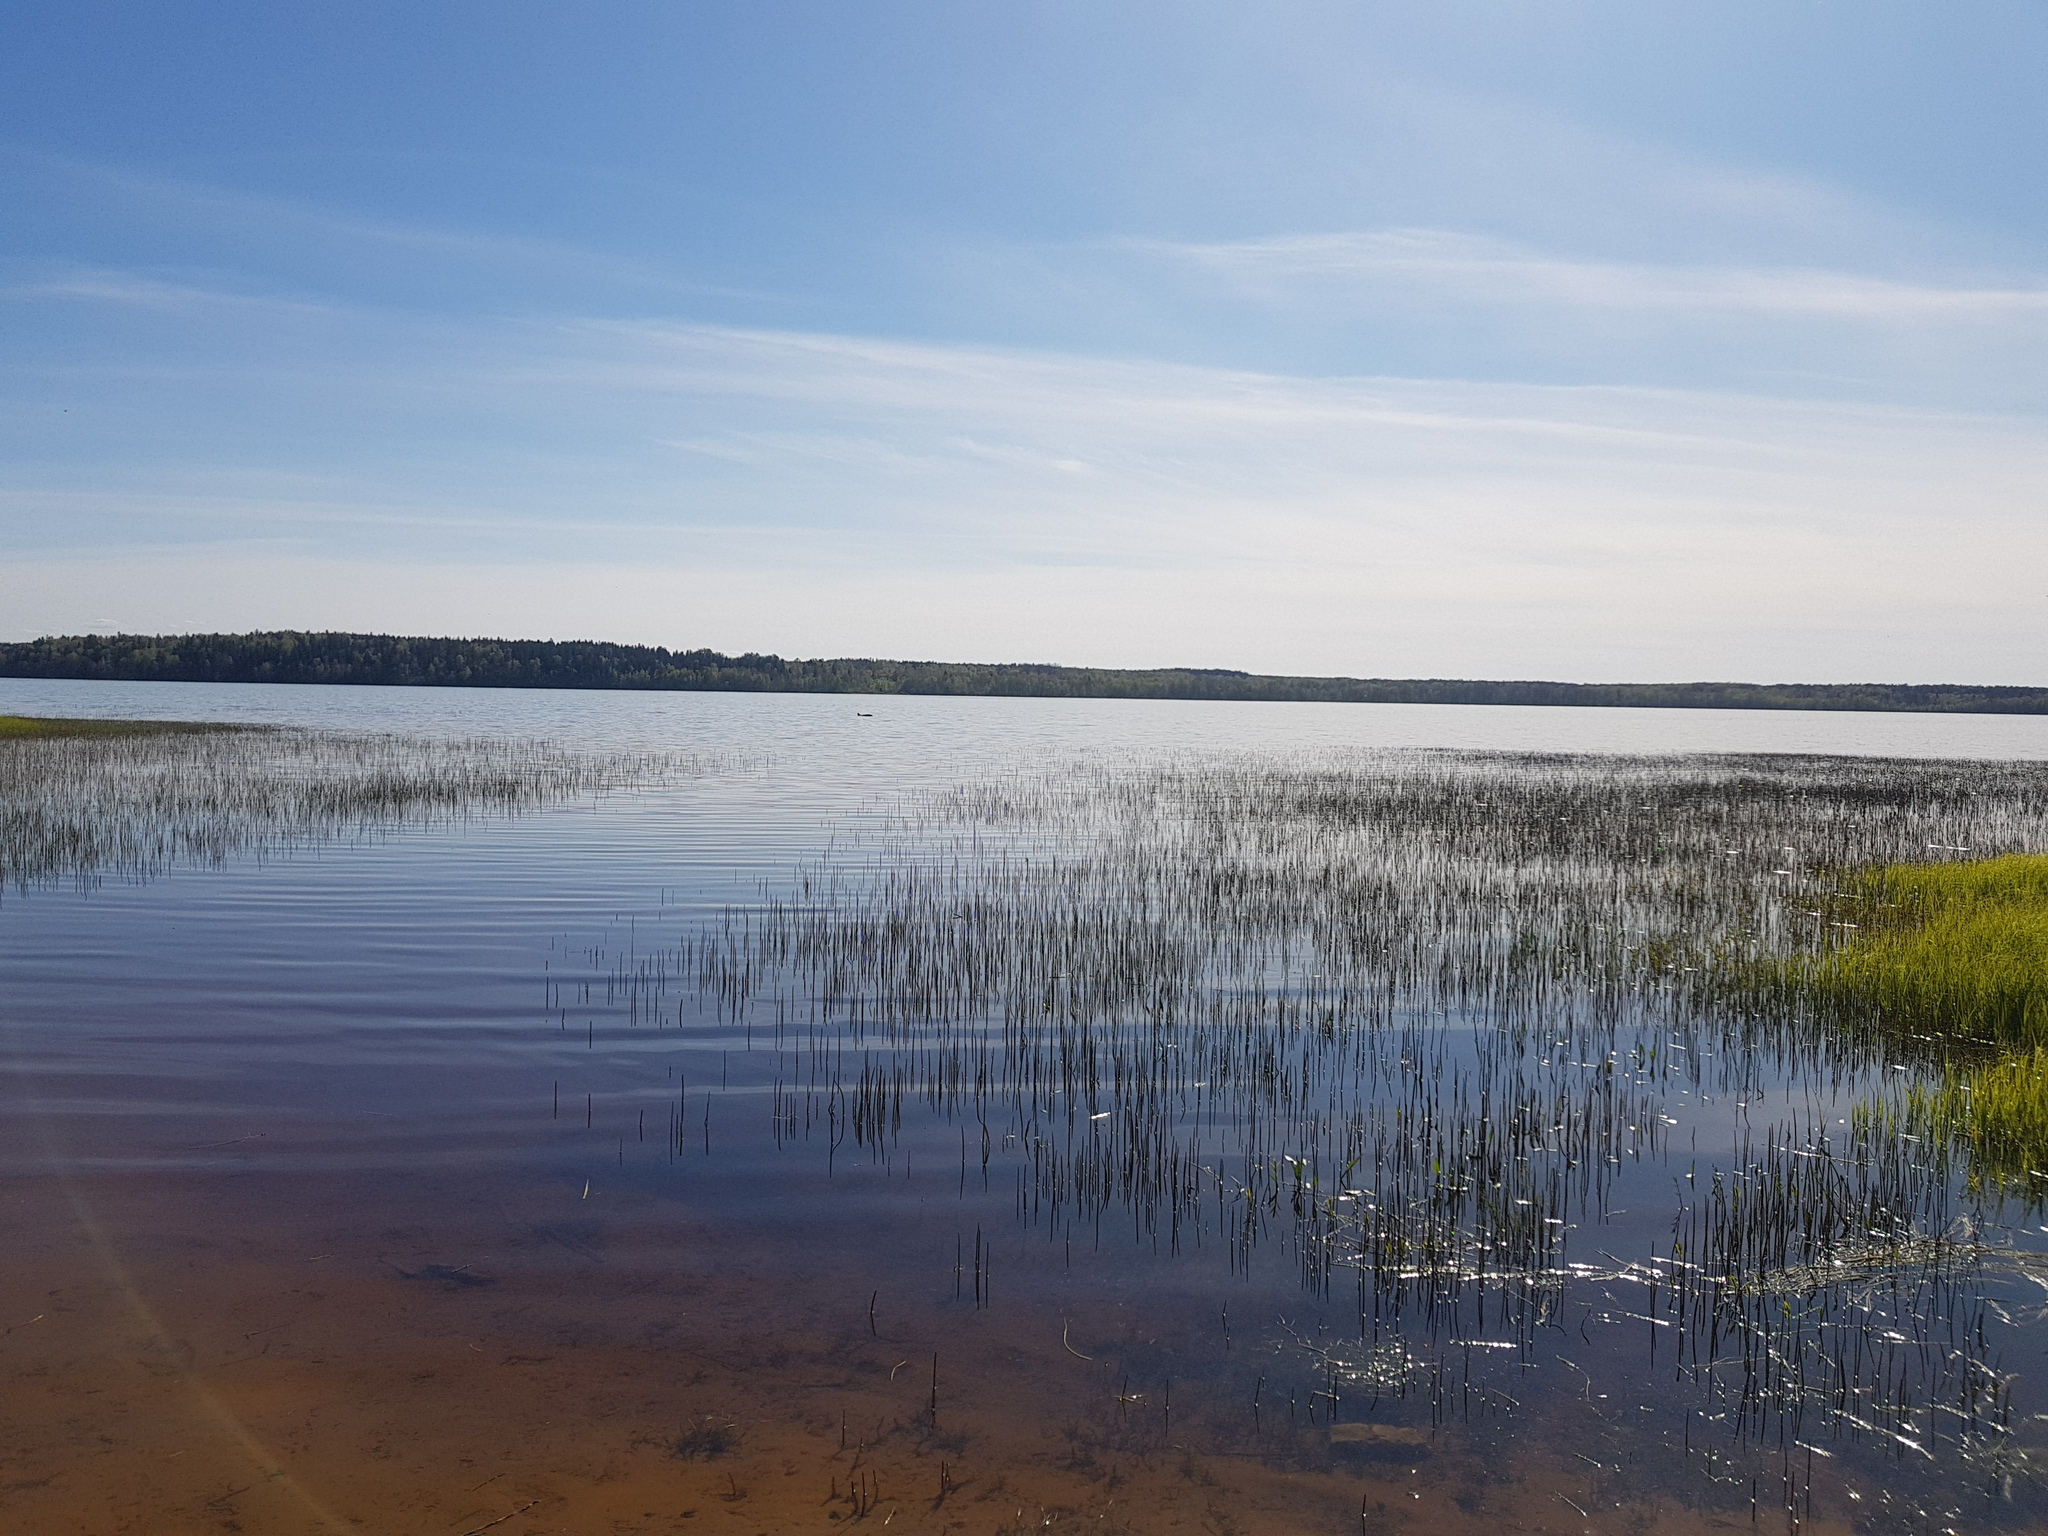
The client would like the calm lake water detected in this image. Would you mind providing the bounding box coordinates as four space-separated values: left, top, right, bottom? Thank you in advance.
5 680 2048 1536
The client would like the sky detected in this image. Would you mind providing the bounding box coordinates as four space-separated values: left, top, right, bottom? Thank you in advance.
2 1 2045 683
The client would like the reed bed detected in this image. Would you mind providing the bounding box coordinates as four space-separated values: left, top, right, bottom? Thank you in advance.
1799 853 2048 1048
0 724 696 890
587 747 2048 1484
1789 851 2048 1192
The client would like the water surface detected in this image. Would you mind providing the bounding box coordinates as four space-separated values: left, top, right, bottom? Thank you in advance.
5 681 2047 1536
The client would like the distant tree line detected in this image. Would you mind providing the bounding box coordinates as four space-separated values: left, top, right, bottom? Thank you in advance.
2 631 2044 714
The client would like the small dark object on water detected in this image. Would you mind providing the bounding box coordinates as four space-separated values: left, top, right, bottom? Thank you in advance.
386 1261 494 1289
674 1417 738 1460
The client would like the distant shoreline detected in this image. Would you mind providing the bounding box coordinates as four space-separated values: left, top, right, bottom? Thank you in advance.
3 631 2044 716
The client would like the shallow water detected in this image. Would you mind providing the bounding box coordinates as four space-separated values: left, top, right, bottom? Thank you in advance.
5 681 2048 1535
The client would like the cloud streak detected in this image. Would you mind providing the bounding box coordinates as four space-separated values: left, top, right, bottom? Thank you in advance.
1139 229 2048 320
3 279 2044 681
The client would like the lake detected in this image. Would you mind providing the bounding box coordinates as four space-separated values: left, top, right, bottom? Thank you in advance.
5 679 2048 1536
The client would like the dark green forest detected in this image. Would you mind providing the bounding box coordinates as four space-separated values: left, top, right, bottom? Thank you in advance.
3 631 2043 714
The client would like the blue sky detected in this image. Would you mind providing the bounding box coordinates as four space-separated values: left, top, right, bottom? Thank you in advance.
3 2 2044 681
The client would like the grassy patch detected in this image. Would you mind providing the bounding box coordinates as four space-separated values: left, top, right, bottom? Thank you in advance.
0 714 245 739
1805 853 2048 1047
1804 853 2048 1187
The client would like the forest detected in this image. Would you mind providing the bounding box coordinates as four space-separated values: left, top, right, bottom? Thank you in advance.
3 630 2043 713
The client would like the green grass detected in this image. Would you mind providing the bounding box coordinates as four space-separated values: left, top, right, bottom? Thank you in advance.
1870 851 2048 919
1802 853 2048 1188
1915 1049 2048 1189
1805 852 2048 1047
0 714 243 739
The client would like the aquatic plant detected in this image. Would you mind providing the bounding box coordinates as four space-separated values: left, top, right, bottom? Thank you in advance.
1777 851 2048 1191
0 723 701 890
1919 1050 2048 1193
1802 852 2048 1047
0 712 245 738
568 748 2048 1482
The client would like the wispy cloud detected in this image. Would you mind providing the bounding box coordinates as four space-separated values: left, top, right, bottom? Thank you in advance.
0 146 794 309
1137 229 2048 320
3 278 2045 680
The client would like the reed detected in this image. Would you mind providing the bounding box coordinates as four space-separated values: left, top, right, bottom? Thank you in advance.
0 723 705 890
1916 1049 2048 1191
1776 851 2048 1186
575 746 2048 1474
1800 853 2048 1047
